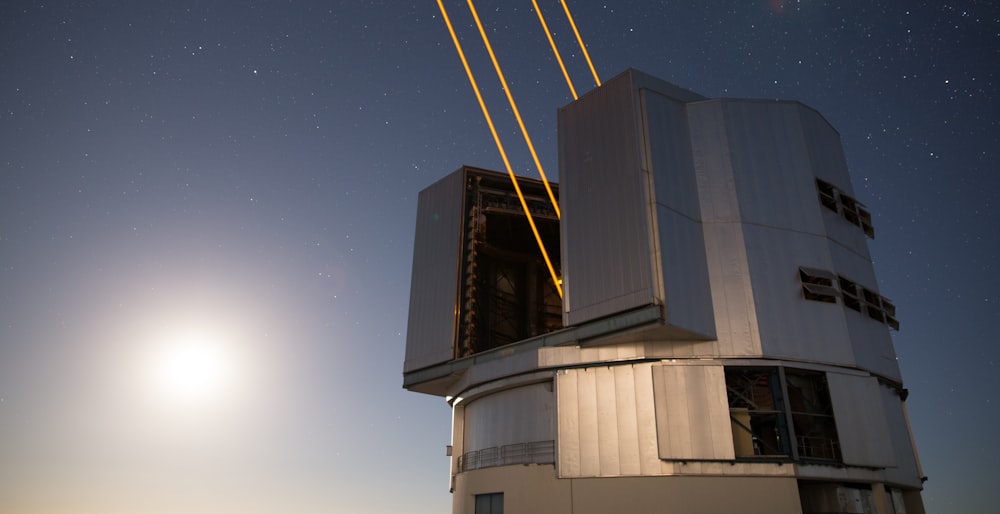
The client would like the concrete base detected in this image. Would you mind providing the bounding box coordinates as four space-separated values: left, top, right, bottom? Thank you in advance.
454 464 803 514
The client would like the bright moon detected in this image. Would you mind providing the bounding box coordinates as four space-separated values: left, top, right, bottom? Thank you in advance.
148 326 238 407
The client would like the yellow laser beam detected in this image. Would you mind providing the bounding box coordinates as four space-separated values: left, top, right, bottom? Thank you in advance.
466 0 560 219
531 0 578 100
436 0 563 298
561 0 601 87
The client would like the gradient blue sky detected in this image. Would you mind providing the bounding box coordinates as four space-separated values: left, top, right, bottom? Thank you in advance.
1 1 996 513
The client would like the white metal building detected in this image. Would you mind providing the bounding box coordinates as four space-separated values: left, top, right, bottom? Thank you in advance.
403 69 926 514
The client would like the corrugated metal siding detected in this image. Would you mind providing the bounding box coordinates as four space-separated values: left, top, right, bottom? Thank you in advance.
556 363 660 477
463 382 555 452
651 363 735 461
403 169 464 372
559 71 655 326
826 372 896 468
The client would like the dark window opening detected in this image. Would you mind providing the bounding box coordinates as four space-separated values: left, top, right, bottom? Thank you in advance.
838 276 862 312
475 493 504 514
798 267 899 330
882 299 899 331
862 287 885 323
458 172 562 358
816 179 838 212
799 482 878 514
815 178 875 238
861 287 899 330
727 367 842 463
786 370 841 461
726 368 792 458
840 195 860 224
858 209 875 238
799 267 837 303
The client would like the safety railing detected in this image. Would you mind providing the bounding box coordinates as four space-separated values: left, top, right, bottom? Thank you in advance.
797 435 840 461
457 440 555 472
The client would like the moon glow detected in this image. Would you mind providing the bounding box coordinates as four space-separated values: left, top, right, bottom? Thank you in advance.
148 325 238 407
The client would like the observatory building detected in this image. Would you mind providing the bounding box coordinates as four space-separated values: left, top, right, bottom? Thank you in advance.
403 69 925 514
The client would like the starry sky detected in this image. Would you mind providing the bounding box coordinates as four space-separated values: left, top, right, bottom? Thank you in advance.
0 1 996 513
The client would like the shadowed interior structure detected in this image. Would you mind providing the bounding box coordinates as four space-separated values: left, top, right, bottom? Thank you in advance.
458 171 562 358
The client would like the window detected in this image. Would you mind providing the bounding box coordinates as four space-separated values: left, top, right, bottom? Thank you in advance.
785 370 841 461
475 493 504 514
726 368 791 457
798 267 899 330
727 367 841 461
859 209 875 238
815 178 875 238
862 288 885 323
882 299 899 331
862 287 899 330
799 267 838 303
816 179 838 212
838 276 862 312
839 193 875 238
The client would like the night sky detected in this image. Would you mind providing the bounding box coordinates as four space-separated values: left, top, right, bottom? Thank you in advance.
1 1 996 513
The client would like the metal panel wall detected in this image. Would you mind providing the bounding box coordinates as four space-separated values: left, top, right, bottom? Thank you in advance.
641 89 701 221
720 100 826 236
687 101 760 356
740 223 856 366
559 71 655 326
688 98 890 372
403 169 464 372
686 101 740 223
879 385 924 488
826 372 896 468
631 70 708 105
559 69 718 337
698 223 760 357
463 382 555 452
642 88 715 339
556 363 660 477
829 240 901 381
651 363 735 460
797 104 849 186
798 107 872 261
654 205 716 339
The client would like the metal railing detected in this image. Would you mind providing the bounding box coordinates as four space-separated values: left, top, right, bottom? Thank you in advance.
797 435 840 460
457 440 555 472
